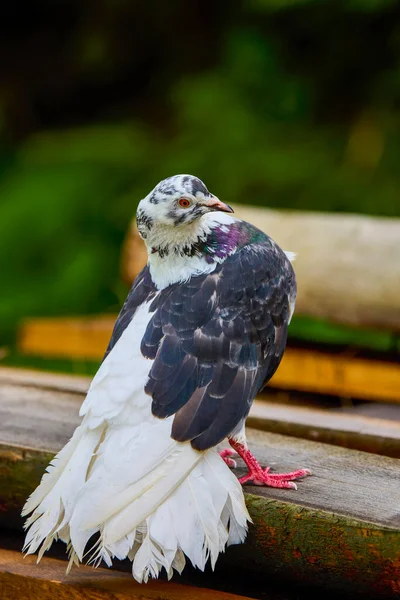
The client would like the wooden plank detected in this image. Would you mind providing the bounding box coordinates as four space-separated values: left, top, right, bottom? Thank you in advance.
0 366 89 394
0 549 252 600
2 439 400 597
18 315 114 360
122 209 400 331
273 347 400 403
1 370 400 596
248 400 400 458
16 317 400 402
0 366 90 394
2 367 400 459
3 430 400 539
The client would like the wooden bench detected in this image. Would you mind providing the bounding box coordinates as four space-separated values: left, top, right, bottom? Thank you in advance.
1 368 400 597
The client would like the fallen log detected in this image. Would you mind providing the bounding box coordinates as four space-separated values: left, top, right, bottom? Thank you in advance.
122 208 400 332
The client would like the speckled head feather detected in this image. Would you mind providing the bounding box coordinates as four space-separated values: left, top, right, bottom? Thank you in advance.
135 175 296 292
148 175 212 205
136 175 238 288
136 174 233 236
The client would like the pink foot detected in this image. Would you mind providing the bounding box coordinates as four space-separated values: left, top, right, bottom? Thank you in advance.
219 448 238 469
229 438 311 490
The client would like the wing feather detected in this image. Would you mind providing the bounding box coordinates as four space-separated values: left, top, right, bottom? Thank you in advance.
142 233 296 450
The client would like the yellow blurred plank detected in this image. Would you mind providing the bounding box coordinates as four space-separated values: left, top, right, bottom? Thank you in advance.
17 316 400 403
272 347 400 403
19 315 115 360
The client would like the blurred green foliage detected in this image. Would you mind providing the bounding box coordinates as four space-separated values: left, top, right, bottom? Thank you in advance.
0 0 399 346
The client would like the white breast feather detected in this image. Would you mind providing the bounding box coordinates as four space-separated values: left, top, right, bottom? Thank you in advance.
147 212 237 289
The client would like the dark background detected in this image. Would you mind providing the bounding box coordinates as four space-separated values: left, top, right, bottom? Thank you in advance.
1 0 399 349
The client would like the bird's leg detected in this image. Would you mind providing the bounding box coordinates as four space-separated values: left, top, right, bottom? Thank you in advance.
228 438 311 490
219 448 238 469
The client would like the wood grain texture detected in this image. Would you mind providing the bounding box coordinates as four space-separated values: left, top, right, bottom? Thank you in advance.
225 431 400 597
3 368 400 458
2 438 400 597
248 399 400 458
239 429 400 526
0 549 252 600
0 367 90 394
1 369 400 595
122 208 400 331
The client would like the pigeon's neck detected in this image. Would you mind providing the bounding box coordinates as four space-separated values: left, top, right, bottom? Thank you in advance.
144 212 238 289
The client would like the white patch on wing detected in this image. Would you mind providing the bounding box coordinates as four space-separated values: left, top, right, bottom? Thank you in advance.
288 292 296 324
283 250 296 322
284 250 296 262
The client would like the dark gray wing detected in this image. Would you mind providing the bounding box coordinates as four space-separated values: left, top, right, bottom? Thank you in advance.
103 265 157 360
142 239 296 451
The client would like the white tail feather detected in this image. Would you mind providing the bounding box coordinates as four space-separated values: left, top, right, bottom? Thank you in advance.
284 250 297 262
22 422 104 555
22 301 250 582
23 419 249 581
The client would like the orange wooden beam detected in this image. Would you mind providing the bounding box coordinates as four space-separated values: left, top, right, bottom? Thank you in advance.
0 549 250 600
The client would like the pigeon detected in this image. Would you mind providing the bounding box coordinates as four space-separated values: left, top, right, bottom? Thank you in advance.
22 174 310 583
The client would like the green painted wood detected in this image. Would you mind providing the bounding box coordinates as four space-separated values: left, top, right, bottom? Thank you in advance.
241 495 400 597
0 445 53 529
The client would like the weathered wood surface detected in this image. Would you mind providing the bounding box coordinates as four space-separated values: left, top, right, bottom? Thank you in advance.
2 367 400 458
2 439 400 597
17 316 400 402
0 549 253 600
0 366 89 393
122 208 400 331
1 369 400 596
249 400 400 458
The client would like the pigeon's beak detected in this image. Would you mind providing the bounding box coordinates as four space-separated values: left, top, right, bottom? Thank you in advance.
202 197 234 214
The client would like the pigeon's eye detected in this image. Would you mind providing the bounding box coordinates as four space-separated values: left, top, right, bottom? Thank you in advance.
178 198 191 208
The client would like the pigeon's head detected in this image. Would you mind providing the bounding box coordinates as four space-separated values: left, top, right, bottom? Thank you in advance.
136 175 233 240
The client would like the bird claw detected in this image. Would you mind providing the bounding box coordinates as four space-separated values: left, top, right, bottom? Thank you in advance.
228 438 311 490
239 467 311 489
219 448 238 469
